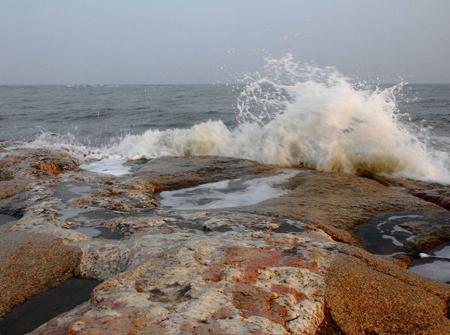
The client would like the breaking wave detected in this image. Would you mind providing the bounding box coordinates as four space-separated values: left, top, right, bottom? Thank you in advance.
27 54 450 183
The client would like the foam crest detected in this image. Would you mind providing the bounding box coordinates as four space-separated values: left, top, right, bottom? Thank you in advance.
24 55 450 183
107 55 449 183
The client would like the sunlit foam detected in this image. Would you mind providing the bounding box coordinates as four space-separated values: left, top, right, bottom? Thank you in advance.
22 54 450 183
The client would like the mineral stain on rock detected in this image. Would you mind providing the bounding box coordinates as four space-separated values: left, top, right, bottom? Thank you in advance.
1 150 450 334
0 278 100 335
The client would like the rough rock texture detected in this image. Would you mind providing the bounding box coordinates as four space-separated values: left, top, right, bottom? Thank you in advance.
374 175 450 210
0 229 81 316
0 148 78 200
318 246 450 335
31 231 334 335
132 156 275 193
0 148 78 178
246 170 447 246
1 150 449 334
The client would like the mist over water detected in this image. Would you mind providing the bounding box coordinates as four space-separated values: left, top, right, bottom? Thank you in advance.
2 55 450 183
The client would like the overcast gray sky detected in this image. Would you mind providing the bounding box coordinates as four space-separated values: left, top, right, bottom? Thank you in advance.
1 0 449 85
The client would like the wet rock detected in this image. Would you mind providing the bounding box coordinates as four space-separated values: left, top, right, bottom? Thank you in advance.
0 179 30 200
0 208 24 225
0 229 82 316
133 156 275 193
374 175 450 210
0 213 17 225
71 179 159 213
246 170 446 245
0 148 78 178
2 149 450 334
408 242 450 283
318 246 450 335
0 149 78 199
357 211 450 258
32 156 78 176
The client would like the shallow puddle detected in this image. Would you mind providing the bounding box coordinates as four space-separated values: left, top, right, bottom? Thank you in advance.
357 212 450 283
60 207 123 240
409 243 450 283
77 226 124 239
160 170 297 210
356 212 422 256
0 278 100 335
81 157 131 176
61 207 119 223
0 210 24 225
54 181 93 201
0 214 17 225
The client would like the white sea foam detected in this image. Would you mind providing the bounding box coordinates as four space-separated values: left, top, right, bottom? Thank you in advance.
24 55 450 183
108 55 450 183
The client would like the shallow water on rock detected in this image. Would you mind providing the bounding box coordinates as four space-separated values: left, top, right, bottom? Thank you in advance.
53 181 93 201
0 209 24 225
356 212 422 256
59 207 123 239
160 170 297 210
77 226 124 239
0 278 100 335
0 214 17 225
409 243 450 283
357 212 450 283
81 157 131 176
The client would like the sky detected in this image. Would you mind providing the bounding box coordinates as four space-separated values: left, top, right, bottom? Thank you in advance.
1 0 450 85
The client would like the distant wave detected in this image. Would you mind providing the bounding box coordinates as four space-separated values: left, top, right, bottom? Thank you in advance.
25 54 450 184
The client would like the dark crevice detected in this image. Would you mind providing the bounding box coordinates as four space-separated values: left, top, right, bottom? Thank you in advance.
0 209 25 225
315 307 345 335
0 278 100 335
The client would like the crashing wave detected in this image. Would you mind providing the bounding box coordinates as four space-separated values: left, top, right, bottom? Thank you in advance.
25 54 450 183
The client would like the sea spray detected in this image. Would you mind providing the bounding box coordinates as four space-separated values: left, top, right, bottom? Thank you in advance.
24 55 450 183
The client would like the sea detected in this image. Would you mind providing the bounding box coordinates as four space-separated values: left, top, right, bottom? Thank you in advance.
0 58 449 184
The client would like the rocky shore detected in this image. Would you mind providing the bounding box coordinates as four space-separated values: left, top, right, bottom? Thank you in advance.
0 148 449 334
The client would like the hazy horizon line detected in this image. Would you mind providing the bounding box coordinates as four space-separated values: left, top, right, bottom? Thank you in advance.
2 81 450 87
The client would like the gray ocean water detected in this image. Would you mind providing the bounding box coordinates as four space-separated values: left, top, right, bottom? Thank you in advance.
1 84 449 151
0 85 237 146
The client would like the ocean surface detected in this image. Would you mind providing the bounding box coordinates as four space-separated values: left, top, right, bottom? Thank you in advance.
1 83 450 149
0 84 237 147
1 59 449 183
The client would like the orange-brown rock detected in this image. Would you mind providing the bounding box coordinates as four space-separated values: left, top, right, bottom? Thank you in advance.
0 229 81 316
203 246 318 284
247 170 446 245
0 149 79 199
318 247 450 335
374 174 450 210
31 155 78 175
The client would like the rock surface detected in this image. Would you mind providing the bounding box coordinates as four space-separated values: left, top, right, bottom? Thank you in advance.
246 170 448 248
319 246 450 334
0 229 81 317
0 149 449 334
